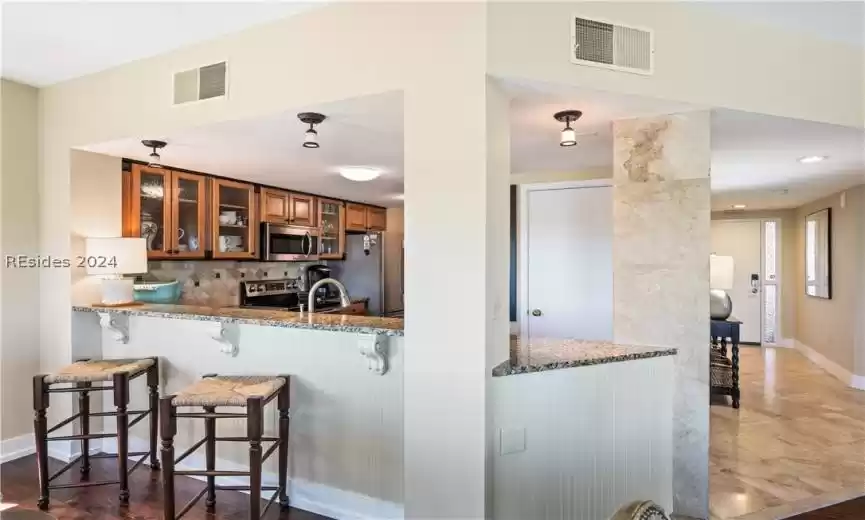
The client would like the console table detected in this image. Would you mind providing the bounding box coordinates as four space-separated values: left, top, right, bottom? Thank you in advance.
711 318 741 408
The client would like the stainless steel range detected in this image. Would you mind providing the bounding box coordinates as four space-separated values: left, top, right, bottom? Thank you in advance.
239 278 348 313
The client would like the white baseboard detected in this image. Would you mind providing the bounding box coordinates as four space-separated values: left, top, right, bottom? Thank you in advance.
1 435 102 464
102 437 403 520
770 338 794 348
0 435 35 463
794 340 865 391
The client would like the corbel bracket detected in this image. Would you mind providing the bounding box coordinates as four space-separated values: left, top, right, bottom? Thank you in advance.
96 312 129 344
358 334 388 375
210 321 240 357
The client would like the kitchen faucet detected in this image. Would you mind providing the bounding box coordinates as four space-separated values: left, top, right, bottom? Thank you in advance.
308 278 352 313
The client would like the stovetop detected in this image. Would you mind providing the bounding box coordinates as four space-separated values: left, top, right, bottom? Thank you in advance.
239 278 342 312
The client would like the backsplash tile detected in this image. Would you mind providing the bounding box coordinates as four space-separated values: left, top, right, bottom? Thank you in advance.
147 261 320 307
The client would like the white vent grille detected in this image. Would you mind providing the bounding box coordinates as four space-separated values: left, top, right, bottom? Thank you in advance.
173 61 228 105
571 16 653 75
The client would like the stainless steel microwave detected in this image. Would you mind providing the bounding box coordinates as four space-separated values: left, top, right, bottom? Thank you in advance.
260 223 320 262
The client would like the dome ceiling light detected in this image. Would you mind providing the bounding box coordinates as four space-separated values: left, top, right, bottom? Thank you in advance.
298 112 326 148
554 110 583 147
339 166 382 182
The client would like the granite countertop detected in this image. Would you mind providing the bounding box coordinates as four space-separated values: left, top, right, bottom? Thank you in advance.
73 304 404 336
492 337 677 377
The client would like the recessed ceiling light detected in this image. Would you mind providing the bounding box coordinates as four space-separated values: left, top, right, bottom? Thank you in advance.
798 155 827 164
339 166 382 182
731 204 747 210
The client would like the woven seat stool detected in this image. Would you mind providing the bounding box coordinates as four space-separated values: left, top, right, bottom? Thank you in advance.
160 374 290 520
33 357 160 510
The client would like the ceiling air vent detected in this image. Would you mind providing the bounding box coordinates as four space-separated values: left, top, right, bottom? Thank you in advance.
173 61 227 105
570 16 653 75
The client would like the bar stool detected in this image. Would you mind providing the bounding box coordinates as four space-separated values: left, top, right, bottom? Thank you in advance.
32 357 160 509
160 374 290 519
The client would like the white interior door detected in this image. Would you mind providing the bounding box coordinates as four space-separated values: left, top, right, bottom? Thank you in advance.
711 220 762 343
524 185 613 341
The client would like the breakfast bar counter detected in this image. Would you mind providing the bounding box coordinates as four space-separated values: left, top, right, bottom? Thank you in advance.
73 303 404 336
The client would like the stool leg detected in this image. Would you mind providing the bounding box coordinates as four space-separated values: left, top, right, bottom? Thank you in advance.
160 397 176 520
247 397 263 520
147 358 161 470
32 376 50 510
77 382 92 477
113 372 130 505
204 405 216 512
277 377 290 509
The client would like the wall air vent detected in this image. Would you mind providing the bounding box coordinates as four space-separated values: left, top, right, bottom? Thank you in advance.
570 16 653 75
173 61 228 105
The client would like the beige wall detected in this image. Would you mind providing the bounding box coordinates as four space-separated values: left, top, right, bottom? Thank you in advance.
795 185 865 376
1 79 41 441
383 207 404 313
711 209 798 341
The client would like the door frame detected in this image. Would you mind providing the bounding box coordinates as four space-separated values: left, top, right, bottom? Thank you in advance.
711 217 784 346
518 178 612 346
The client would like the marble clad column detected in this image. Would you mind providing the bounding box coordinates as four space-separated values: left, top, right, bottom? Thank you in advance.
612 111 711 519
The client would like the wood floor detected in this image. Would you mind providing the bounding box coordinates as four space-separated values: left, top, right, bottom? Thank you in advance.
710 347 865 520
0 454 329 519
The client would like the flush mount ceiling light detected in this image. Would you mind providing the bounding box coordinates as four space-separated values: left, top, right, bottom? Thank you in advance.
798 155 827 164
554 110 583 147
339 166 382 182
731 204 747 210
298 112 326 148
141 140 166 167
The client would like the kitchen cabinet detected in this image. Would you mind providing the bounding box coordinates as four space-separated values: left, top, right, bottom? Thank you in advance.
367 207 387 232
346 203 387 232
124 164 207 260
260 189 316 227
260 188 289 223
212 178 257 259
318 198 345 259
289 193 316 227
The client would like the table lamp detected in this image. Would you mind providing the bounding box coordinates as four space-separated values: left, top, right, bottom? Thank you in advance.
710 254 735 320
85 237 147 306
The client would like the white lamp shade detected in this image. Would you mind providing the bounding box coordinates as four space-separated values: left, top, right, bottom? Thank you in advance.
85 237 147 276
710 255 735 290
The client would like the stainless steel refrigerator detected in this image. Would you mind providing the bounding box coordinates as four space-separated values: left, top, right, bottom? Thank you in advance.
330 234 384 316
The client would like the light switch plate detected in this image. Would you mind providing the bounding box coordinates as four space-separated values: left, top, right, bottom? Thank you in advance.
500 427 526 455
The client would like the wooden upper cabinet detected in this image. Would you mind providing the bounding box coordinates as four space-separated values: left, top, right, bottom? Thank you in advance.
124 164 206 260
367 207 387 232
260 188 290 223
346 203 387 232
346 203 368 232
318 198 345 259
289 193 316 227
211 178 257 259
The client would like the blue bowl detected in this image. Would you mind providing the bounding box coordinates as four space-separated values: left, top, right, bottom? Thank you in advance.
133 280 182 304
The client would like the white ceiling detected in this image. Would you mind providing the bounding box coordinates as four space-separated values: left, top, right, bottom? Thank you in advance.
81 91 405 207
2 1 861 88
81 82 863 212
507 80 865 211
1 2 322 87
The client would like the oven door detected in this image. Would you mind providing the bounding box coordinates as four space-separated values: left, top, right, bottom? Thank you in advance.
261 223 320 261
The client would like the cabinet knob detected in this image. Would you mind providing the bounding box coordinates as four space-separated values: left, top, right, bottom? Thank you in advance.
531 309 542 317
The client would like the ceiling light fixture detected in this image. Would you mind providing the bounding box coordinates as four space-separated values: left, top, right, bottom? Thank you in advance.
298 112 326 148
731 204 747 210
339 166 382 182
554 110 583 147
798 155 827 164
141 140 166 167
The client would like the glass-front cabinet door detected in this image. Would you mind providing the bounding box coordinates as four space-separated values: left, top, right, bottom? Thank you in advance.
212 179 257 259
128 164 172 259
318 198 345 259
171 172 207 259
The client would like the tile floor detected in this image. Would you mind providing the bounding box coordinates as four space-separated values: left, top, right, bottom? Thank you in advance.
710 347 865 519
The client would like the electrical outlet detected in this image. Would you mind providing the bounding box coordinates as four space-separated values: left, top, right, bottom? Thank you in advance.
499 427 526 455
